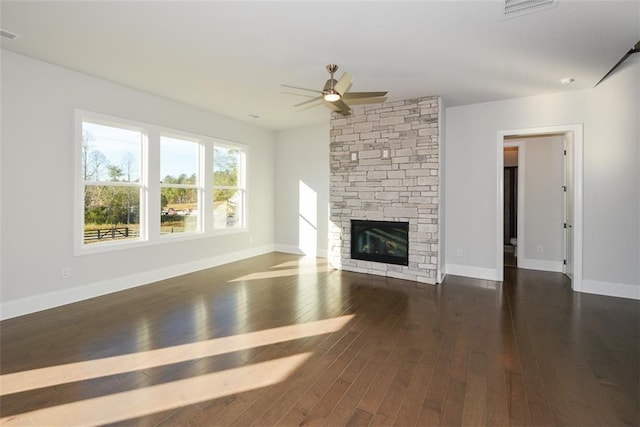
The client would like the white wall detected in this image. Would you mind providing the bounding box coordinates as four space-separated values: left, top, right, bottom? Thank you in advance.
274 124 330 257
1 50 276 318
445 57 639 299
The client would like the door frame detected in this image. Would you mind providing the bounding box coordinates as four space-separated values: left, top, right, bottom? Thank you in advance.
496 124 583 292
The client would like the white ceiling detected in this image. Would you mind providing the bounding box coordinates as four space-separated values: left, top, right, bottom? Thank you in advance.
1 1 638 130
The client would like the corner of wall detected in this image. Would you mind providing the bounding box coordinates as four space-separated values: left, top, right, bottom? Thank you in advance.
438 96 446 283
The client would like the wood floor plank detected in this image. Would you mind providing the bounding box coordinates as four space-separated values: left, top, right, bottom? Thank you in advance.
323 356 383 426
461 369 487 427
418 328 458 423
355 346 408 417
485 350 512 426
392 333 443 426
345 408 373 426
373 351 421 421
274 331 370 426
440 378 467 426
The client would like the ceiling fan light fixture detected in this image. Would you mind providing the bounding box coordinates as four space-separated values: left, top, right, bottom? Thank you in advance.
323 89 341 102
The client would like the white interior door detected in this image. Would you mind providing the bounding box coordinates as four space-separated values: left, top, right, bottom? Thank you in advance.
564 132 574 279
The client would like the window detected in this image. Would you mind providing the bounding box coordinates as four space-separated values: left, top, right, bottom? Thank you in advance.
213 145 246 229
160 135 201 235
81 121 144 245
76 110 247 254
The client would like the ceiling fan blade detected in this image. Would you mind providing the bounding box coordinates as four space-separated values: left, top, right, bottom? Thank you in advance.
334 72 353 95
344 96 387 106
594 40 640 87
281 84 322 94
294 96 323 107
326 98 351 115
343 91 388 99
324 101 342 112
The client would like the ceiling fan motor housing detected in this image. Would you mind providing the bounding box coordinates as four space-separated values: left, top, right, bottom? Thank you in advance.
323 78 339 93
324 64 340 95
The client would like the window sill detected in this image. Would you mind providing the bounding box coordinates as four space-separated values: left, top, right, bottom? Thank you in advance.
75 227 249 256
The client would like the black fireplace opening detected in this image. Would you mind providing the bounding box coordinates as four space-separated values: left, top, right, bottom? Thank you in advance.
351 220 409 266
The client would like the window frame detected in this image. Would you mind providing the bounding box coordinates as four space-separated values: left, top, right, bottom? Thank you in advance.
74 110 248 256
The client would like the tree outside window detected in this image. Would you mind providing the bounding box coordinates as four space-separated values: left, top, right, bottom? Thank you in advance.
160 136 200 235
82 122 142 244
213 146 245 229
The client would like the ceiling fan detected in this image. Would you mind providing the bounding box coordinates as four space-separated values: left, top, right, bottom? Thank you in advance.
595 40 640 87
282 64 388 116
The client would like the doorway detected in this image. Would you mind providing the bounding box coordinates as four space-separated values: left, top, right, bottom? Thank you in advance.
496 125 583 292
503 146 519 268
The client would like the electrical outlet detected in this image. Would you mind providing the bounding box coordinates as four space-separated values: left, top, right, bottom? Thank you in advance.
382 149 390 159
61 268 71 279
537 245 544 253
351 152 358 161
456 248 463 257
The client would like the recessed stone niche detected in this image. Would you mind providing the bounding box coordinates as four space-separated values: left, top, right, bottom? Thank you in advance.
328 96 440 284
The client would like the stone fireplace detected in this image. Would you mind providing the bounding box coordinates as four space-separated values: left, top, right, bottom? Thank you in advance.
328 96 440 284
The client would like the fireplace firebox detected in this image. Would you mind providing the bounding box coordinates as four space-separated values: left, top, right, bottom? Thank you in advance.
351 220 409 266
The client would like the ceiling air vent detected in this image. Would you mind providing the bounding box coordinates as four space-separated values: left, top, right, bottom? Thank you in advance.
0 29 20 41
504 0 558 19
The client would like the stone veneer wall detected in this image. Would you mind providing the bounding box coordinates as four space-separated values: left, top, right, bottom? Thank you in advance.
328 96 439 284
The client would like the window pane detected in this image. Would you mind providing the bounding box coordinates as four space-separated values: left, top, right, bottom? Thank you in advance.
84 185 140 244
213 146 240 186
213 145 243 229
160 136 198 184
82 122 141 182
214 188 242 228
161 188 198 234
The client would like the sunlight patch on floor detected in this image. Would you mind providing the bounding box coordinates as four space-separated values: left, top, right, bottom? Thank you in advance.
1 353 312 426
0 314 353 395
229 265 332 282
270 257 329 269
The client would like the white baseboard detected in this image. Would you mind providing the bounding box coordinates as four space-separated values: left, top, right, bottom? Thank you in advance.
273 244 305 255
444 264 499 281
0 245 276 320
273 244 328 258
518 258 564 273
581 279 640 300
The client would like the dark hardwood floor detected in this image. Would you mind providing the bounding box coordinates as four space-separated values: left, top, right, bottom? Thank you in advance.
504 246 517 268
1 252 638 426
